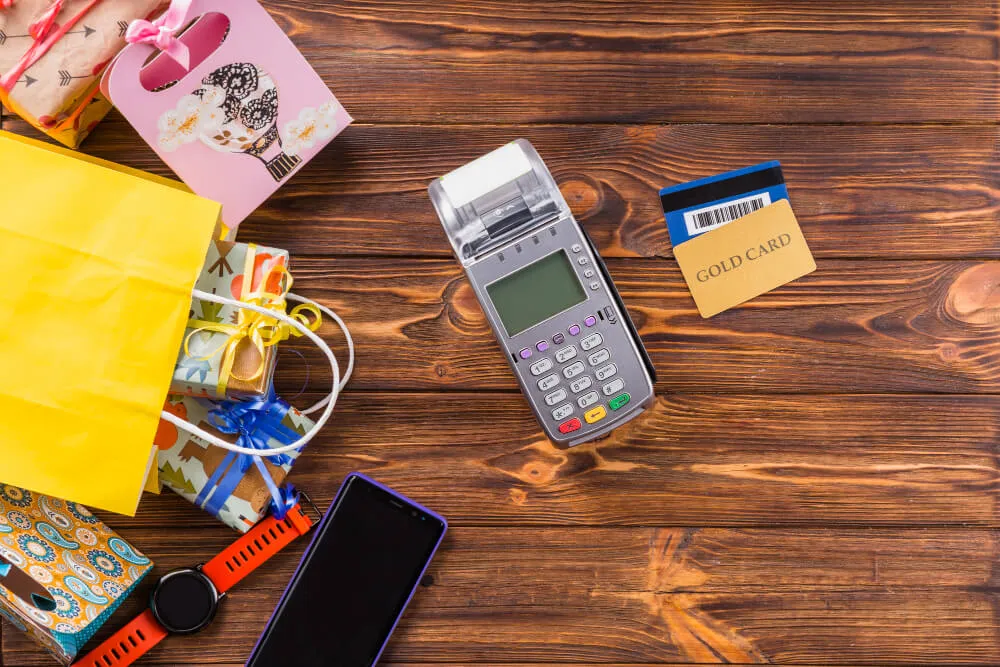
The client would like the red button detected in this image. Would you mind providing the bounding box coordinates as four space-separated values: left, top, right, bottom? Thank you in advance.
558 418 582 434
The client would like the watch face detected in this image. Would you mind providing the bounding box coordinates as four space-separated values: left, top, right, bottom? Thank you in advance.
151 568 220 634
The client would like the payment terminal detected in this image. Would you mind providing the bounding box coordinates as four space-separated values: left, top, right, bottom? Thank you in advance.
429 139 656 446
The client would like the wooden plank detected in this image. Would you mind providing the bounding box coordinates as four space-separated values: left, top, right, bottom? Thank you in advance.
266 0 999 124
5 527 998 665
103 393 1000 528
7 118 999 261
230 124 1000 261
267 257 1000 393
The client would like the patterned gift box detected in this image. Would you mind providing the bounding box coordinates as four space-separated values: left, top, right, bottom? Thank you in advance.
156 392 313 532
172 240 292 400
0 486 153 664
0 0 165 148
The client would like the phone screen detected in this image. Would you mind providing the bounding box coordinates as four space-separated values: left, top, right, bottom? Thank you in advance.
247 475 446 667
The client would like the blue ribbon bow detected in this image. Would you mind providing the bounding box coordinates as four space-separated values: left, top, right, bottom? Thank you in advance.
193 385 305 521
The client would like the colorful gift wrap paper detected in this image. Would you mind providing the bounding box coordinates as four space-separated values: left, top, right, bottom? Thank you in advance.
156 391 314 533
0 486 153 664
172 240 296 400
0 0 165 147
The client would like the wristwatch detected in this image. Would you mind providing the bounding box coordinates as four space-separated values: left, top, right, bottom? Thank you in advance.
72 502 317 667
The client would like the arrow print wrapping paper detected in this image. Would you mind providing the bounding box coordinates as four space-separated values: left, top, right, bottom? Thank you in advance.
0 0 163 147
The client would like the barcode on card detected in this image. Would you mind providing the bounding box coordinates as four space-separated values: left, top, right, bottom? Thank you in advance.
683 192 772 236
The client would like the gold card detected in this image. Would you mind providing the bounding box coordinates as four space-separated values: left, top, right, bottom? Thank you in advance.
673 199 815 318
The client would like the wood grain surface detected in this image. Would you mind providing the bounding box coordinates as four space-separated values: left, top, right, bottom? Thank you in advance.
8 117 1000 261
255 0 1000 124
5 525 1000 665
265 258 1000 393
3 0 1000 665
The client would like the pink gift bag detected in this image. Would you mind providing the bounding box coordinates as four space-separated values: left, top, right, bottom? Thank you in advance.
103 0 352 230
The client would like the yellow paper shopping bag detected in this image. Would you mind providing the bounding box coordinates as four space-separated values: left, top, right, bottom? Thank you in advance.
0 131 221 515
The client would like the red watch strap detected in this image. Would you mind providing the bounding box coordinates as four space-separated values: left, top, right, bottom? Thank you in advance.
202 504 313 594
72 608 168 667
72 507 312 667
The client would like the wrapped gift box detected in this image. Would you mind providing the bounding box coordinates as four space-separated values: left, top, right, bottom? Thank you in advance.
0 486 153 664
0 0 165 147
156 392 313 532
172 240 291 399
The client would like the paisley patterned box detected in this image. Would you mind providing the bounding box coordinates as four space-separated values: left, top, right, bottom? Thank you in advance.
0 486 153 665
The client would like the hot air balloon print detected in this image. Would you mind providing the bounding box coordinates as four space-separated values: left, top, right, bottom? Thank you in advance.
156 62 338 182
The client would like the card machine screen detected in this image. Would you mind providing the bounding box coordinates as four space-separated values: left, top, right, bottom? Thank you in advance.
486 250 587 336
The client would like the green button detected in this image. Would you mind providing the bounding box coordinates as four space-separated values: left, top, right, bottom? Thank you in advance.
609 393 630 411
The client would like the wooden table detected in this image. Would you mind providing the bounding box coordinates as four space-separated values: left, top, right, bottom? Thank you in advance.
4 1 1000 664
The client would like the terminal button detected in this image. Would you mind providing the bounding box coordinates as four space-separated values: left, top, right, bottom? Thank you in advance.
544 388 567 406
551 403 574 421
584 405 607 424
609 393 631 411
588 349 611 366
595 363 618 381
558 418 582 434
584 315 597 327
577 391 600 409
529 358 553 376
563 361 586 379
518 347 532 360
537 374 560 392
602 378 625 396
568 323 582 336
555 346 578 363
580 333 603 351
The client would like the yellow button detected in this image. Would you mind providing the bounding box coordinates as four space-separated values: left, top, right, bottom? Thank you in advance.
584 405 607 424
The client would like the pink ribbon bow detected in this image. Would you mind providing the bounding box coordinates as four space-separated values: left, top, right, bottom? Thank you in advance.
125 0 193 70
27 0 64 41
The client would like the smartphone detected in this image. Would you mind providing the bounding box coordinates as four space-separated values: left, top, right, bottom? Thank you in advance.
246 473 447 667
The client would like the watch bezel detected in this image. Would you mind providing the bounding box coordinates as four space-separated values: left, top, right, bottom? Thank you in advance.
150 567 221 635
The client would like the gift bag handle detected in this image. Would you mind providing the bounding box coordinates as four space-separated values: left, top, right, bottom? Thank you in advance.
286 293 354 415
159 290 354 457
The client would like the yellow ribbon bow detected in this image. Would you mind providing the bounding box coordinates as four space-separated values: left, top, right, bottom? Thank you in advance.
184 244 322 397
